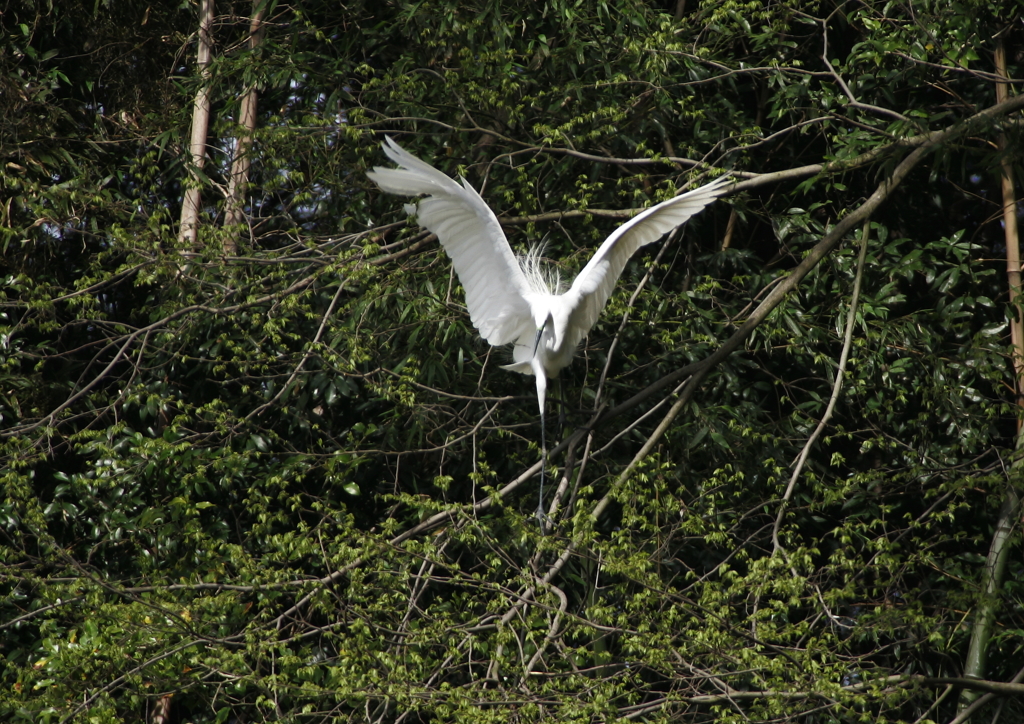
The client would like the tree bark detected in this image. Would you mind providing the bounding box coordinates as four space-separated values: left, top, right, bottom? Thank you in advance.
959 34 1023 712
223 0 266 254
178 0 215 247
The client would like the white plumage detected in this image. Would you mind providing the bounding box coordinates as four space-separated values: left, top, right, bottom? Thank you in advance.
367 137 728 516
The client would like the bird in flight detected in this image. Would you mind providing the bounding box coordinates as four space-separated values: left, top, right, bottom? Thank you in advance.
368 137 729 521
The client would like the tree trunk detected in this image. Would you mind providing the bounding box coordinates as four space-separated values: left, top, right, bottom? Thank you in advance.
959 34 1023 712
178 0 215 247
223 0 266 254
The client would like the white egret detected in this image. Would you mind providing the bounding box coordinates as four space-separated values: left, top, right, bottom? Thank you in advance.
367 137 729 520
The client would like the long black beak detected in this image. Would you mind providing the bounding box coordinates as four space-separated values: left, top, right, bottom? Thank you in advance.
532 319 548 356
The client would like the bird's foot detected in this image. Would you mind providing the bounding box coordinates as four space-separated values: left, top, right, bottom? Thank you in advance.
534 506 552 534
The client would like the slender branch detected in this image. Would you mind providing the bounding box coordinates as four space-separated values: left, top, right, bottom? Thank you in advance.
891 51 1024 84
773 219 871 553
599 90 1024 426
822 23 910 122
523 581 568 674
3 273 318 439
947 664 1024 724
618 672 1024 722
59 640 205 724
593 229 675 409
245 276 348 420
264 91 1024 629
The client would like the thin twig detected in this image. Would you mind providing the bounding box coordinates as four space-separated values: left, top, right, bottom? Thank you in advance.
773 218 871 553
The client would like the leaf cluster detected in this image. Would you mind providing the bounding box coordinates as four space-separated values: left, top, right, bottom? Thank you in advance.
2 1 1023 722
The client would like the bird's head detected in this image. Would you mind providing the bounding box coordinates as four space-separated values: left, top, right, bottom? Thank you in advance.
531 299 571 357
531 307 554 356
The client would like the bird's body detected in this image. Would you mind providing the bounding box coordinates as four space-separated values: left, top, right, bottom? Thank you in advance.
367 137 728 518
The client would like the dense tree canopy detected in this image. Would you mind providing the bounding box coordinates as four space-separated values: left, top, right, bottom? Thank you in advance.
2 0 1023 722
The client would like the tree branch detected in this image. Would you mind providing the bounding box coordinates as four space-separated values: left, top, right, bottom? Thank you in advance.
773 219 871 553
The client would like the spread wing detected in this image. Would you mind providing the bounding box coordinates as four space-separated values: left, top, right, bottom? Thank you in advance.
366 137 534 346
563 175 731 352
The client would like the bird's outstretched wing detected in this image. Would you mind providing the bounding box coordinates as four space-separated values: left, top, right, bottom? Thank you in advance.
367 137 533 346
563 175 731 352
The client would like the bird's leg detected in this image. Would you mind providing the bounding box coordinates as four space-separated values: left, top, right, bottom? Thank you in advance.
556 376 566 433
532 364 549 529
539 402 547 524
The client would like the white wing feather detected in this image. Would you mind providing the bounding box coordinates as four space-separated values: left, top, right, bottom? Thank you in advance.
366 137 533 346
563 175 731 353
